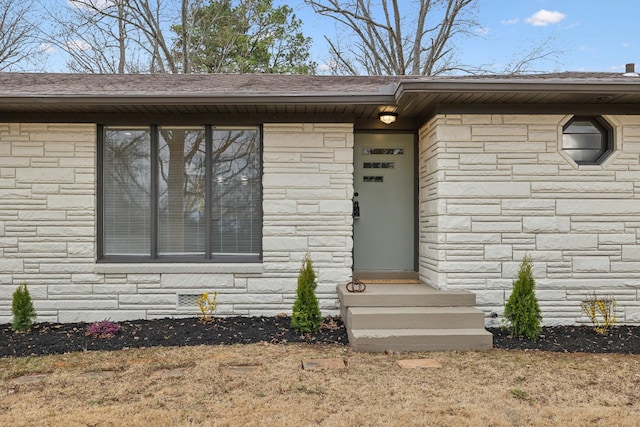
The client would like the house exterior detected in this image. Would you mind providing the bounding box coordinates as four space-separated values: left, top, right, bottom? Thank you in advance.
1 71 640 326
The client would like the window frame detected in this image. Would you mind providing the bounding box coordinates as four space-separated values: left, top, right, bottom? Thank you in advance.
97 124 263 264
561 116 614 165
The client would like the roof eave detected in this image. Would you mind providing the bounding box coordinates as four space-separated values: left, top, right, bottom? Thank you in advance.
0 94 396 106
395 79 640 99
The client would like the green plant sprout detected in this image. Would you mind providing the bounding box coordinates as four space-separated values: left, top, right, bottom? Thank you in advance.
197 291 218 323
581 293 617 335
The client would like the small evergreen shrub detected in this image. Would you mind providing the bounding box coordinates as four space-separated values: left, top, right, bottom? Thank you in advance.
503 255 542 340
86 320 121 338
11 282 37 332
291 252 322 333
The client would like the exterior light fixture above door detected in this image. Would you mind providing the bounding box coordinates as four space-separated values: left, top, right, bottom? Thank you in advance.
378 112 398 125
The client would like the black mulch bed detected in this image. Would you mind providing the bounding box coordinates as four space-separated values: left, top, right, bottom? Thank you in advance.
490 325 640 355
0 316 347 358
2 317 640 358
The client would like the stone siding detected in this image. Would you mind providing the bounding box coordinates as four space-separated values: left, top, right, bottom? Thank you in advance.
420 114 640 325
0 123 352 323
8 114 640 327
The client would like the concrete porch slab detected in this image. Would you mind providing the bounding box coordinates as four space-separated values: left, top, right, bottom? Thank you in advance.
338 283 477 307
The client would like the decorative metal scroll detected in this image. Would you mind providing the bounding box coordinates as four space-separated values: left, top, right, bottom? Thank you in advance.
345 277 366 293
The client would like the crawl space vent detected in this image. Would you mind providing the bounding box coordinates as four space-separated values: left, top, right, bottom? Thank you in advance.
178 294 201 307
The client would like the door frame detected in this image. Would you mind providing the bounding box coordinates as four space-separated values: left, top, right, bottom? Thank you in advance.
352 130 419 274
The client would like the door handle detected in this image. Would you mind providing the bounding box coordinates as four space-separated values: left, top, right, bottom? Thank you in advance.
353 192 360 218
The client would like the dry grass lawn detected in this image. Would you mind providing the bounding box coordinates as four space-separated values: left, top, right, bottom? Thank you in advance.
1 344 639 426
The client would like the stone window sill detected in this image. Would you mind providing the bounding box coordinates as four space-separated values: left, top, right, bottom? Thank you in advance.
94 263 263 275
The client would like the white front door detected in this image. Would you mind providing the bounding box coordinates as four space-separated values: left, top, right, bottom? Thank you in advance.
353 133 415 271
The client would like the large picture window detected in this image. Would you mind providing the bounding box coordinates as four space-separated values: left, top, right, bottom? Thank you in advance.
99 125 262 262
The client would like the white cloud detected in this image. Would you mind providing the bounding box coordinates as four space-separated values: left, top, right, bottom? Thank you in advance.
622 42 631 48
68 0 112 10
38 43 56 54
317 61 339 75
66 40 91 51
525 10 566 27
501 18 519 25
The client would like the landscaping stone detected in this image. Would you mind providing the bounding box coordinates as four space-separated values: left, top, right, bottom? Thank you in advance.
11 374 49 384
302 358 345 370
397 359 441 369
154 368 190 378
222 365 261 374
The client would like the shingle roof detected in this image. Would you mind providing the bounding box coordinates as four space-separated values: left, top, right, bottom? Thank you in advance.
0 71 636 98
420 71 626 80
0 73 402 97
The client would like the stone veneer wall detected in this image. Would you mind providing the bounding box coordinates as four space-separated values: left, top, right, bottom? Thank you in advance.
420 114 640 326
0 123 353 323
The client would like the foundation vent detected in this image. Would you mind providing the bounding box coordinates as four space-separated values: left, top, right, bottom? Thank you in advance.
178 294 201 307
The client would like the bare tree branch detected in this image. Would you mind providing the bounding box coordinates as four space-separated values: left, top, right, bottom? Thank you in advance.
309 0 562 76
40 0 313 74
307 0 478 75
41 0 146 73
41 0 189 73
503 37 563 75
0 0 39 71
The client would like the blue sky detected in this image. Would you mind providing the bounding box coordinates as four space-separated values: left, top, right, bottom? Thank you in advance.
295 0 639 74
463 0 638 73
36 0 638 74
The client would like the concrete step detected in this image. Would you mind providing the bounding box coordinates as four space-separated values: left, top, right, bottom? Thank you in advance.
346 306 485 330
338 283 476 307
348 328 493 352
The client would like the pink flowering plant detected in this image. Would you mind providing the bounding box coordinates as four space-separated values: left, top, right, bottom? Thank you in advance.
86 319 121 338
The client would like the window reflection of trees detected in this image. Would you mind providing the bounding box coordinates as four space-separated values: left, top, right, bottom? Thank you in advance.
158 128 206 255
102 126 261 259
103 129 151 255
211 129 261 256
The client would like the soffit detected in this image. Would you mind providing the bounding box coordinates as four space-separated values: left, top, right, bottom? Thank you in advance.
394 76 640 117
2 72 640 122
